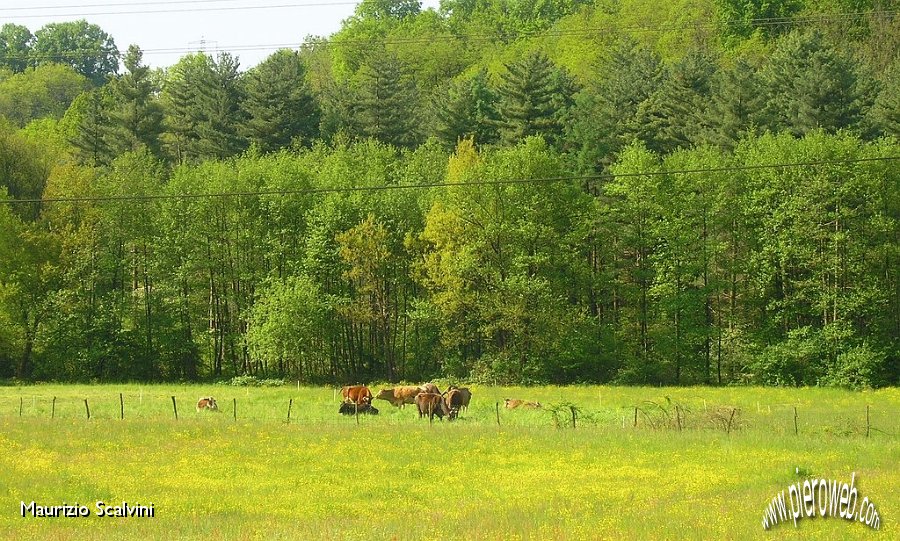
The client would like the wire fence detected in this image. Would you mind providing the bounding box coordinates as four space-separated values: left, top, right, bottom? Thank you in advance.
2 391 896 438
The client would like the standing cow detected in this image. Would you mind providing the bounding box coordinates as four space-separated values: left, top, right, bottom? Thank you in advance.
445 389 463 420
445 385 472 412
341 385 373 405
419 382 441 395
415 392 449 421
374 386 422 408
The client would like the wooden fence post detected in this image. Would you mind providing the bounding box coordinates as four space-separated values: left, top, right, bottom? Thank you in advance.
793 406 798 435
119 393 124 420
19 397 22 417
233 398 237 421
51 397 56 419
84 399 90 420
634 407 638 427
171 396 178 420
355 402 360 425
495 402 500 427
570 406 577 429
866 405 870 438
286 398 293 423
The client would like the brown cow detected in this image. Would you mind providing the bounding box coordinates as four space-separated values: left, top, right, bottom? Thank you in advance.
415 392 449 421
504 398 542 409
418 382 440 395
445 385 472 411
196 397 219 412
446 389 463 420
374 386 422 408
341 385 373 405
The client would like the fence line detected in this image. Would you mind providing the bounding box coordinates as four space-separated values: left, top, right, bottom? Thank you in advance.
1 394 896 436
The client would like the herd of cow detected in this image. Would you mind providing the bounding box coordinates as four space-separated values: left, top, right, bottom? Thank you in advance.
194 387 542 420
339 383 472 421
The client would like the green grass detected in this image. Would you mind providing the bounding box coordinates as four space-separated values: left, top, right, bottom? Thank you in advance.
1 384 898 540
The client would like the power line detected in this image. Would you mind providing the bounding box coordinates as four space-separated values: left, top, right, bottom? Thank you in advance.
4 10 895 60
0 0 347 11
4 156 897 205
0 1 358 19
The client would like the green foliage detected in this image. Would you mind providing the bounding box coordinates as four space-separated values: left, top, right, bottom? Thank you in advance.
0 121 50 205
494 51 574 147
0 63 91 127
701 57 765 149
246 276 331 380
761 30 872 136
568 39 663 171
31 20 119 85
351 51 421 148
433 68 500 148
0 2 898 388
224 375 286 386
714 0 804 40
0 23 35 73
108 45 164 158
871 58 900 138
635 49 717 154
241 49 320 152
67 87 116 166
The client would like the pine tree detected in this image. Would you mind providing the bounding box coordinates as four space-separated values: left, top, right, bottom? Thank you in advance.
635 49 716 154
353 52 420 148
69 87 115 165
434 69 499 148
871 58 900 138
241 49 320 153
194 52 247 159
161 53 211 163
762 30 869 137
108 45 164 157
568 40 663 171
494 51 569 147
701 58 764 149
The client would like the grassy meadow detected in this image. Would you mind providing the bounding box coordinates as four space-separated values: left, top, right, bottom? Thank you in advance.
1 384 898 540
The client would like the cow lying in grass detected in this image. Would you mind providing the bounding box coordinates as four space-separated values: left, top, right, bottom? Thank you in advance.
196 397 219 412
504 398 542 409
338 402 379 415
415 392 449 421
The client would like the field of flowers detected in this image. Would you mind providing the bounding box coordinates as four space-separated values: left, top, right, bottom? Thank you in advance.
1 384 897 540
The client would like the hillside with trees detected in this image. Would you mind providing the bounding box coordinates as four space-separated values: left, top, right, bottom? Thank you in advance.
0 0 898 387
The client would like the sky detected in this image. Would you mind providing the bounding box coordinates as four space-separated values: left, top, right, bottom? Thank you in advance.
4 0 442 69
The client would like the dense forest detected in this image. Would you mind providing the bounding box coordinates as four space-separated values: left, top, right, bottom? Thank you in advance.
0 0 898 387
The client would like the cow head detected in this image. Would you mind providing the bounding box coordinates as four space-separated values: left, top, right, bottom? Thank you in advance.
374 389 393 400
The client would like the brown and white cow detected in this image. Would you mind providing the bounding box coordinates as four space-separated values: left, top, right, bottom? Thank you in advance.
197 396 219 412
415 392 449 421
341 385 373 405
374 386 422 408
504 398 542 409
418 382 440 395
